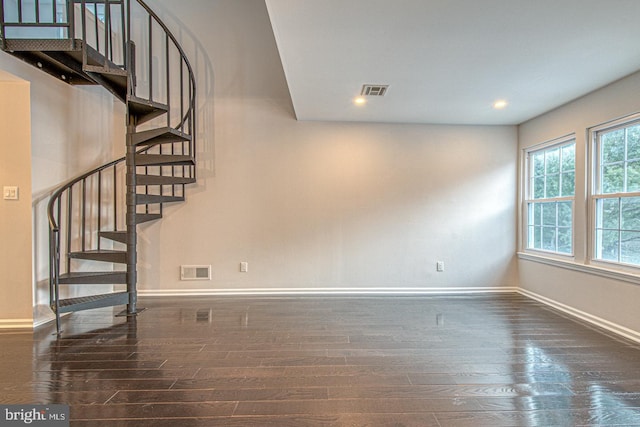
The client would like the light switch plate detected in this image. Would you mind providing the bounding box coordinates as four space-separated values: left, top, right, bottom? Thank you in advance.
3 186 18 200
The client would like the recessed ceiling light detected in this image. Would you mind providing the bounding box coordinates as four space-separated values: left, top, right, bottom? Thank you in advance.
493 99 508 110
354 96 367 105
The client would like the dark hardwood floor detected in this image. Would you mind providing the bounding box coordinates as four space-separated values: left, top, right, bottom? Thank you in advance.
1 294 640 426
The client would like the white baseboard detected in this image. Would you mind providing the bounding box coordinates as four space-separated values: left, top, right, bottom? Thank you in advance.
139 286 518 297
0 319 33 330
518 288 640 344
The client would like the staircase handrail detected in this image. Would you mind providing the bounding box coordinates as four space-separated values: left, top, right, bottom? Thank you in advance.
47 156 124 232
134 0 197 133
46 142 177 232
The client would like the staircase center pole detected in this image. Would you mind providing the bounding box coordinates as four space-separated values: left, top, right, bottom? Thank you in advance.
125 37 138 315
125 114 138 314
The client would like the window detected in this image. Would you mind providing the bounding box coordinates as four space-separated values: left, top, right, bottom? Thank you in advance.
525 137 576 255
592 117 640 266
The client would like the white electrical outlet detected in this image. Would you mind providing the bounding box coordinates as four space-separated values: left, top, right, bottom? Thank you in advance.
436 261 445 272
240 262 249 273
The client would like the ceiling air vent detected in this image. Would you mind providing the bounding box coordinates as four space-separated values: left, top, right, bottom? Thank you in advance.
361 84 389 96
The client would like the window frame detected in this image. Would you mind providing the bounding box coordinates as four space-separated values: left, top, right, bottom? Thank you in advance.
589 113 640 270
523 134 576 258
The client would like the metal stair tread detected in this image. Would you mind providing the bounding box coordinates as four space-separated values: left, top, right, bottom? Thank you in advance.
136 194 185 204
132 127 192 146
135 154 195 166
99 231 128 244
136 174 196 186
69 250 127 264
2 38 79 52
57 292 129 313
58 271 127 284
127 96 169 125
136 213 163 224
84 64 127 77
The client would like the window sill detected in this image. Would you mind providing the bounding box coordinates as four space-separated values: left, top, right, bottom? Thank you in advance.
517 251 640 285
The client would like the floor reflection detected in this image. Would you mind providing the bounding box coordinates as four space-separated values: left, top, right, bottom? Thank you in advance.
513 326 640 424
0 295 638 425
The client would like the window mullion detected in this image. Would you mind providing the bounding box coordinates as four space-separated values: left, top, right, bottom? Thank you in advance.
555 201 559 252
559 148 563 197
624 128 629 193
618 198 623 263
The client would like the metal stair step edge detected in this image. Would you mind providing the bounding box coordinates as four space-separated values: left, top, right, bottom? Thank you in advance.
82 42 126 72
2 38 79 52
84 64 128 77
135 174 196 186
136 213 162 224
56 292 130 314
136 194 185 204
69 250 127 264
58 271 127 285
99 231 128 244
135 154 195 166
132 127 191 146
127 96 168 125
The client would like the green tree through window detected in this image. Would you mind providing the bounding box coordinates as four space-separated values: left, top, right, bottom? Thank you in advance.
526 138 576 255
595 122 640 266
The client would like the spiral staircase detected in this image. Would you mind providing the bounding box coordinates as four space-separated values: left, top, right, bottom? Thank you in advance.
0 0 197 334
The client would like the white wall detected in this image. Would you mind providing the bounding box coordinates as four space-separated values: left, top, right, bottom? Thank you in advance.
138 0 519 294
0 72 32 327
518 70 640 338
139 99 518 293
0 53 125 326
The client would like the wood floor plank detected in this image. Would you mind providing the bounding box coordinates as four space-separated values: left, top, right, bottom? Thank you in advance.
109 387 329 404
71 401 237 419
233 397 484 416
70 413 441 427
1 294 639 425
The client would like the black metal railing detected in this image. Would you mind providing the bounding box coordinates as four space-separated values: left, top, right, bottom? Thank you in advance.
132 0 196 151
0 0 126 66
0 0 73 43
77 0 127 67
48 157 126 312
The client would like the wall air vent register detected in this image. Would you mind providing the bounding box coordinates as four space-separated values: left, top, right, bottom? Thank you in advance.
180 265 212 281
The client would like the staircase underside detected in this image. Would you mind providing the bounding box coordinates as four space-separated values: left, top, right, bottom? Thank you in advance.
3 38 128 101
